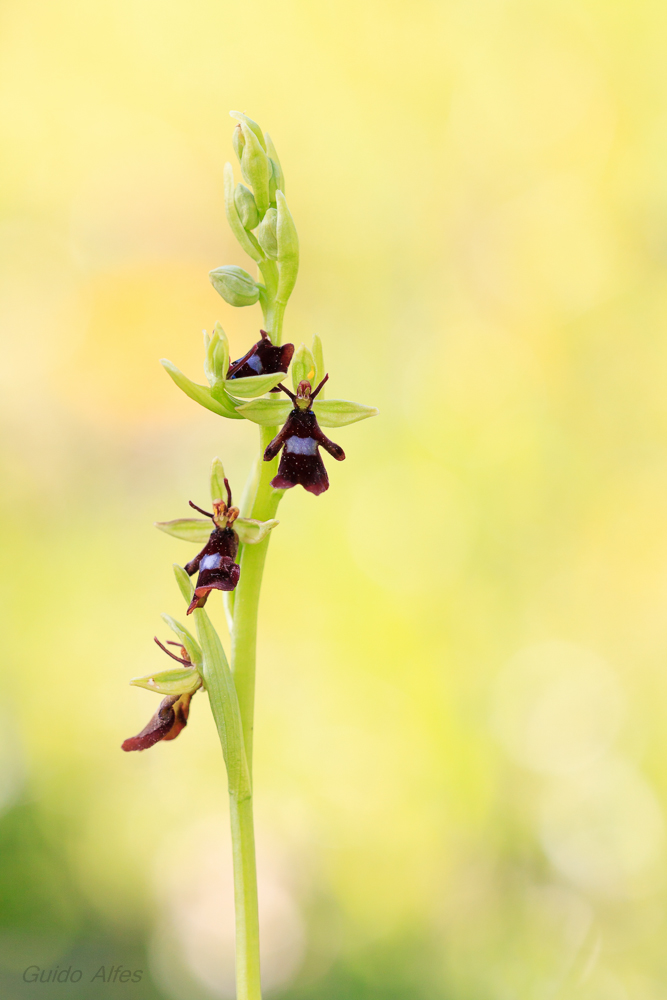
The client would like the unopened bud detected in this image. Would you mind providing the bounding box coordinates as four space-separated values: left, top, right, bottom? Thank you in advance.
268 158 284 205
239 123 271 217
229 111 266 151
232 124 245 163
234 183 260 231
257 208 278 259
209 266 261 307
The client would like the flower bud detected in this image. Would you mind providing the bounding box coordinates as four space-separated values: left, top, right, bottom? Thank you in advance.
257 208 278 260
239 123 271 217
232 123 245 163
229 111 266 150
234 183 260 231
209 266 261 307
268 158 284 205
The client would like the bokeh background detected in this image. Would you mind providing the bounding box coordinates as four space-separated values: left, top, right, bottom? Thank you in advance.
2 0 667 996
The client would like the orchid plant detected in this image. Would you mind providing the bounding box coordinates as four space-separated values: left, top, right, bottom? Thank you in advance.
121 111 377 1000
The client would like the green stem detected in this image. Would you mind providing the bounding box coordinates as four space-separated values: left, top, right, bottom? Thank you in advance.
228 425 284 1000
229 795 262 1000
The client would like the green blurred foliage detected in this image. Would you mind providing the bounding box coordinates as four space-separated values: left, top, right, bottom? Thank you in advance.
2 0 667 997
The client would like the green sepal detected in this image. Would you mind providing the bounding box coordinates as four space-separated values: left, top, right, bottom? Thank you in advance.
313 399 379 427
161 359 243 420
173 564 194 604
257 207 278 259
130 666 202 697
155 518 211 543
235 397 291 426
210 457 227 504
311 335 325 394
234 183 260 231
239 123 270 217
203 322 229 387
223 163 264 263
292 343 316 391
229 111 266 151
275 191 299 303
225 371 285 398
161 613 202 667
210 265 261 307
194 609 252 801
234 517 279 544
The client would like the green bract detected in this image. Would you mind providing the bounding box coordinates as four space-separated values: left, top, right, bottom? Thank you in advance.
210 265 261 307
275 191 299 303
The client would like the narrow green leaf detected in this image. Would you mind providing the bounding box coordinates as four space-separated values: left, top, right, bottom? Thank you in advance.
234 517 279 544
173 564 194 604
155 518 211 543
161 359 243 420
235 397 291 426
130 666 202 696
223 163 264 264
161 613 202 667
194 610 252 800
225 371 285 398
313 399 379 427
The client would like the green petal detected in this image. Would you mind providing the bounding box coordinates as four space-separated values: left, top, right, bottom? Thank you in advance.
130 666 202 696
225 371 285 397
229 111 266 151
313 399 379 427
161 359 243 419
235 397 291 426
234 517 279 544
155 518 211 543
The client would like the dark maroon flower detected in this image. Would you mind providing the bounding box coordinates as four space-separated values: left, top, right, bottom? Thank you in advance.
122 691 194 751
263 375 345 495
184 480 241 614
227 329 294 386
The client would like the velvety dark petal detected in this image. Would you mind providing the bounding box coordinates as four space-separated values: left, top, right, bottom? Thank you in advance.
228 331 294 380
186 558 241 613
271 450 329 495
122 692 194 752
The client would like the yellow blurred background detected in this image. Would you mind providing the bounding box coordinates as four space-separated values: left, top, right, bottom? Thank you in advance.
2 0 667 996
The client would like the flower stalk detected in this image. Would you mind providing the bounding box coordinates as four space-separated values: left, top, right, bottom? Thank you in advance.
122 111 377 1000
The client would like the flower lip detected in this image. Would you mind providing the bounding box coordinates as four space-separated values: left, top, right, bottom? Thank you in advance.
121 692 194 752
227 330 294 385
